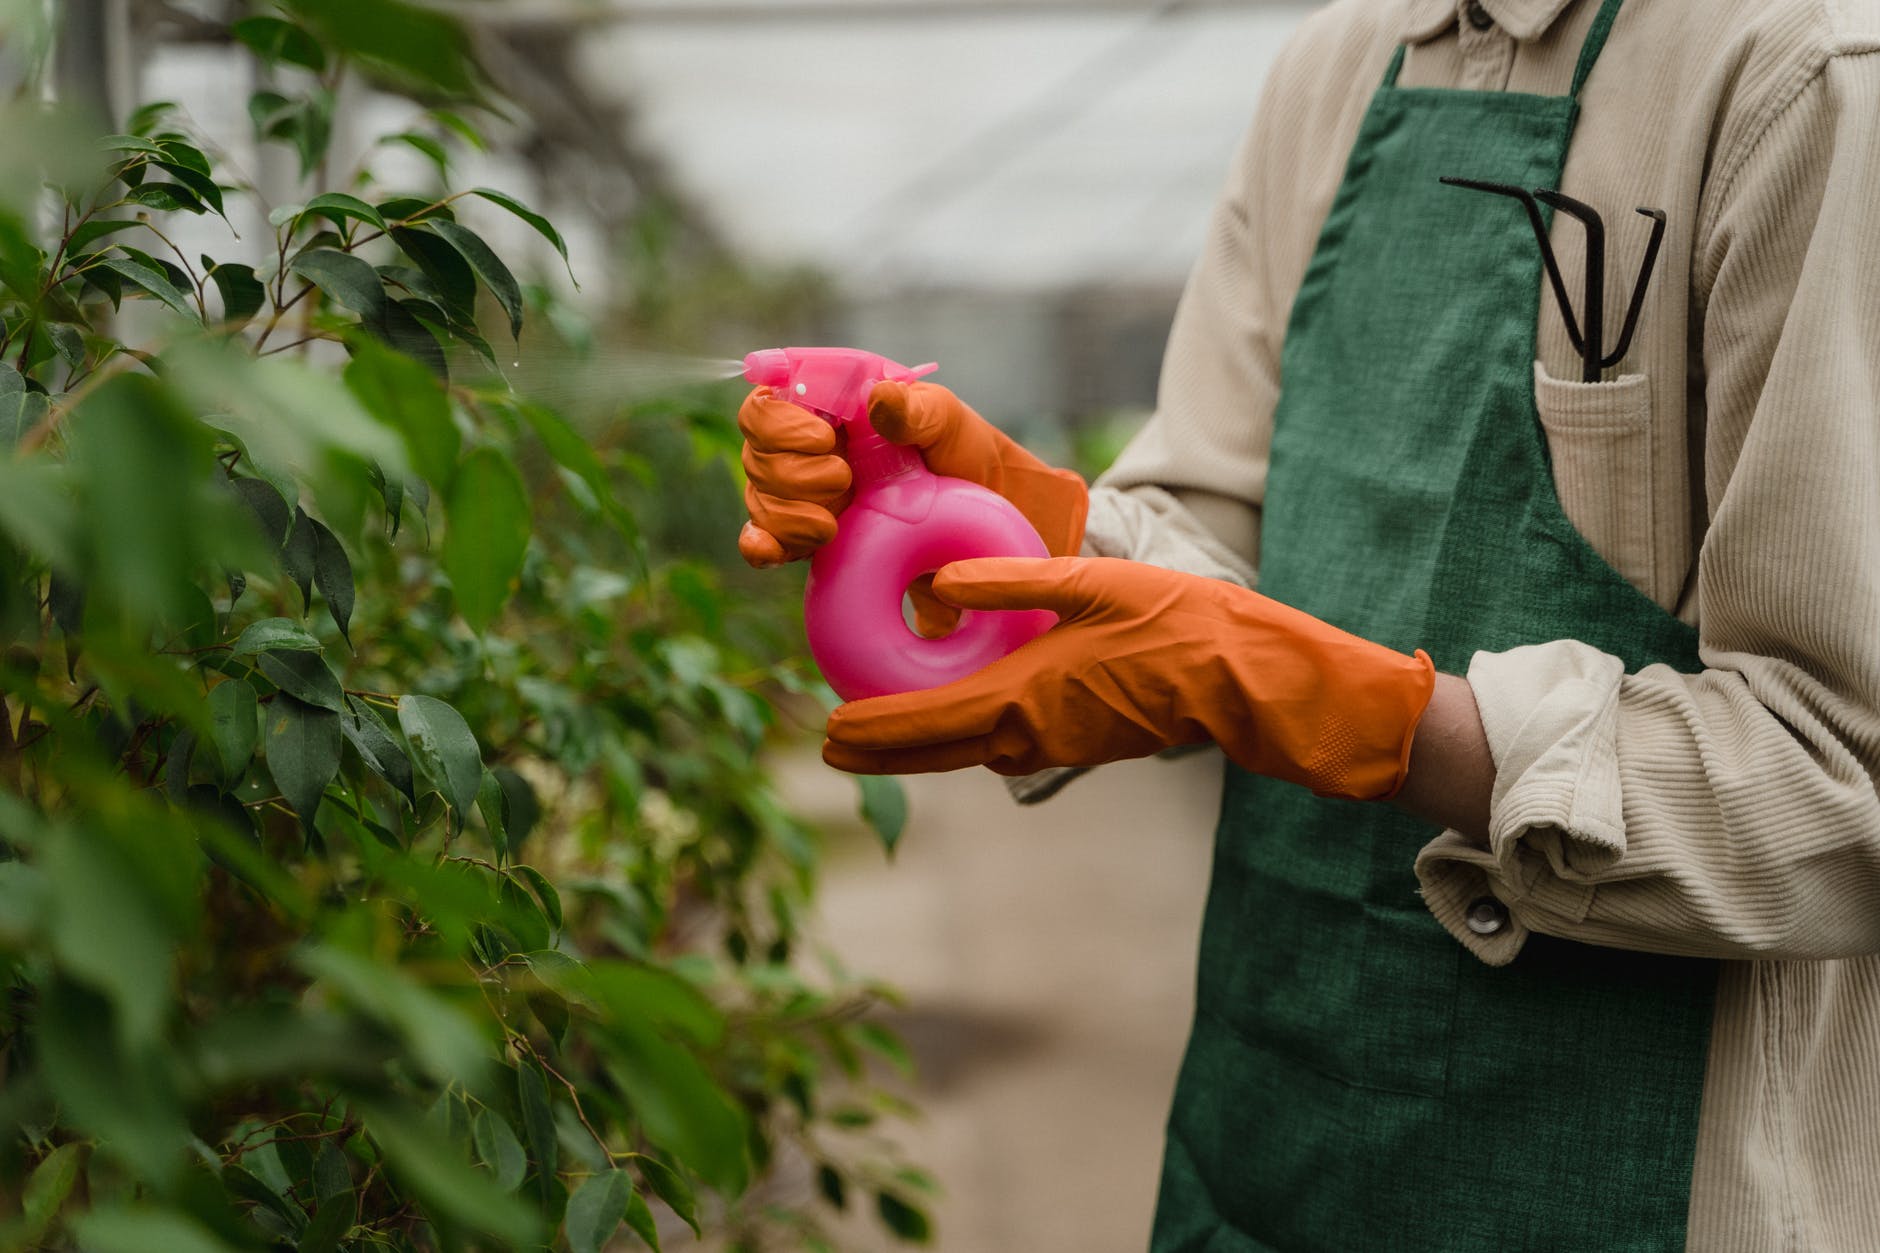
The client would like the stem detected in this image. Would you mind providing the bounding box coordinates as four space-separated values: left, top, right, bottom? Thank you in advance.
135 221 208 318
252 283 314 353
348 189 473 253
522 1039 617 1164
258 333 330 357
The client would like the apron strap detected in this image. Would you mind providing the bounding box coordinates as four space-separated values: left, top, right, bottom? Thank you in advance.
1381 44 1408 88
1569 0 1627 98
1380 0 1625 96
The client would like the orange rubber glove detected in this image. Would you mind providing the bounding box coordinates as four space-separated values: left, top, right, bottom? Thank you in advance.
737 380 1090 568
821 556 1437 802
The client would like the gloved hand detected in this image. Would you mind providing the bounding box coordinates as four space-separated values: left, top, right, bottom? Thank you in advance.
821 556 1437 802
737 380 1090 568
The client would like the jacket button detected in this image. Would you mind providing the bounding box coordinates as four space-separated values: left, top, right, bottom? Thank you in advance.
1466 896 1509 936
1465 0 1495 30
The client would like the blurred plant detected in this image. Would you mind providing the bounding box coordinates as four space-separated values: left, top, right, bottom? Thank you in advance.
0 4 923 1251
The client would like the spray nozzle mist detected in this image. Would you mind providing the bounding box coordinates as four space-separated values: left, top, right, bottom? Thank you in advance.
743 347 939 424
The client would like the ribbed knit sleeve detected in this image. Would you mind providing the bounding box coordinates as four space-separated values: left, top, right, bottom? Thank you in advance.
1417 44 1880 964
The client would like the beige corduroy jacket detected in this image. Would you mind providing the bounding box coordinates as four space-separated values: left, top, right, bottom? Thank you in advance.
1068 0 1880 1246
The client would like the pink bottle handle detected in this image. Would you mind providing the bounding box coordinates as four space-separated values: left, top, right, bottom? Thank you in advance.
744 347 1056 702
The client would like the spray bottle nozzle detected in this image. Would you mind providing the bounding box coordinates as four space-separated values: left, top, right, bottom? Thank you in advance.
743 347 938 424
741 349 794 390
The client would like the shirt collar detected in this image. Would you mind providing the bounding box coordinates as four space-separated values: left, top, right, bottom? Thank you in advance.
1400 0 1582 44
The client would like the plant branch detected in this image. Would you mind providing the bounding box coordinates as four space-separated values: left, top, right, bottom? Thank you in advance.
135 220 209 318
253 283 315 353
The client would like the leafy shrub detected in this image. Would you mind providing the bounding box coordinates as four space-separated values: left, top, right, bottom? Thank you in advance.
0 5 922 1250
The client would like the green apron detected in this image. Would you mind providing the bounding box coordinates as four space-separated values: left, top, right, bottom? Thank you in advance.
1151 4 1719 1249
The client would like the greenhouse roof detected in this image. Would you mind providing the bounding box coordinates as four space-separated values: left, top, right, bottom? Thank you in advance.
573 2 1315 291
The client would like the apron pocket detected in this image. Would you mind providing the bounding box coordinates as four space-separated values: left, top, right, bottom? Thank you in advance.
1531 362 1660 603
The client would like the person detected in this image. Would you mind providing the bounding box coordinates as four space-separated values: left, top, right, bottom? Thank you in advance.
735 0 1880 1247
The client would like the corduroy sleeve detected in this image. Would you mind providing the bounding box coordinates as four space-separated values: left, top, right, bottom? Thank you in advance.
1417 49 1880 965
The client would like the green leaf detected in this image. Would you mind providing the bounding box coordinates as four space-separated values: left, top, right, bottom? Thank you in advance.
876 1192 933 1243
47 321 84 370
21 1142 85 1239
284 0 482 98
854 1021 915 1078
0 861 47 946
208 678 259 786
516 1062 558 1201
511 865 562 932
268 201 305 228
816 1163 847 1211
857 775 908 854
472 1106 527 1192
67 217 144 254
300 949 487 1083
231 475 292 546
127 101 176 134
0 383 47 451
495 876 550 951
123 181 204 215
297 1199 349 1253
564 1170 630 1253
258 650 345 714
518 402 628 527
344 338 459 486
155 160 226 218
266 694 342 826
431 109 488 150
638 1157 699 1237
388 131 449 178
353 1101 538 1245
391 226 476 319
151 131 210 172
99 134 167 155
163 728 197 802
282 507 317 607
442 446 530 632
302 191 387 234
476 767 509 862
625 1188 661 1251
470 187 574 282
73 1206 242 1253
231 15 327 72
95 254 196 320
313 1143 351 1202
494 766 540 853
43 810 196 1047
428 219 522 339
397 694 482 814
290 248 386 323
309 516 354 644
208 262 266 327
383 297 448 379
38 980 188 1183
233 618 322 656
341 696 416 805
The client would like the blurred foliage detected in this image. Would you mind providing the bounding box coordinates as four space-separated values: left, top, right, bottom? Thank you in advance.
0 4 923 1251
1065 413 1143 486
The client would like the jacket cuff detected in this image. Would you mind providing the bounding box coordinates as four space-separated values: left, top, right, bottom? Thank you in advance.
1414 641 1628 963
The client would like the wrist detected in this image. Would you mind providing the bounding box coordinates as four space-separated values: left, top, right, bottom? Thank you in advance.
1389 671 1494 840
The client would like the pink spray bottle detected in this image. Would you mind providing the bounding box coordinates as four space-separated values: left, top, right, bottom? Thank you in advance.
743 347 1056 702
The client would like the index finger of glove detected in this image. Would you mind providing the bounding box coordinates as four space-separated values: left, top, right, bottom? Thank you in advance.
929 556 1087 614
738 387 838 454
867 381 981 453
